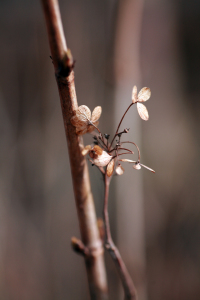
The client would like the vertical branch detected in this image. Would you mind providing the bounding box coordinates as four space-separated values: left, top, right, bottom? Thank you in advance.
103 174 138 300
41 1 108 299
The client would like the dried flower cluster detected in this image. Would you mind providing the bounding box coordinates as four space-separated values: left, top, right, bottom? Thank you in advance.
71 85 155 177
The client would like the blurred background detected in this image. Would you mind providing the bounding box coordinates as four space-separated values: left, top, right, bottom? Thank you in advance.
1 0 200 299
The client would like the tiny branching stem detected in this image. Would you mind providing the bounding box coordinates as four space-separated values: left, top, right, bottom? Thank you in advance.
103 174 138 300
110 103 133 148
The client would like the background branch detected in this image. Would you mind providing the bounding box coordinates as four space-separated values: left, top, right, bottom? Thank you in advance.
41 0 108 299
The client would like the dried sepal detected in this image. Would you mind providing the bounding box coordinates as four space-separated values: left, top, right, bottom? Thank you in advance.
115 164 124 175
133 163 141 170
91 106 102 123
107 159 115 177
132 85 138 103
82 145 92 156
138 87 151 102
76 105 91 122
140 163 155 173
137 103 149 121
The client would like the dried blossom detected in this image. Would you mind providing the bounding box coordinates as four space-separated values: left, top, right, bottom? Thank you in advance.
115 164 124 175
121 159 155 173
71 105 102 135
132 86 151 121
83 145 112 167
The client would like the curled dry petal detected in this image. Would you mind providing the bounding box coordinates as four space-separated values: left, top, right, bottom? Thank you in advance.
140 163 155 173
92 150 112 167
137 103 149 121
132 85 138 103
138 87 151 102
107 159 115 177
82 145 92 156
115 164 124 175
133 163 141 170
91 106 102 123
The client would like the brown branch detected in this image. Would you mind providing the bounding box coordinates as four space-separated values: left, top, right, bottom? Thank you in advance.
41 1 108 299
103 174 138 300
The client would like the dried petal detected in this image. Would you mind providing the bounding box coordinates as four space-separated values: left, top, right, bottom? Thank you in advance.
92 151 112 167
140 163 155 173
120 159 136 163
82 145 92 156
132 85 138 103
138 87 151 102
76 105 91 122
133 163 141 170
76 127 88 135
107 159 115 177
91 106 102 123
116 164 124 175
70 115 86 128
137 103 149 121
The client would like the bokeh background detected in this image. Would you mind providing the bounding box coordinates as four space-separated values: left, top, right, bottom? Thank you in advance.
1 0 200 299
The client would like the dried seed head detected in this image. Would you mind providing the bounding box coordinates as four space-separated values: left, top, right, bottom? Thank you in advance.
137 103 149 121
107 159 115 177
133 163 141 170
115 164 124 175
138 87 151 102
82 145 92 156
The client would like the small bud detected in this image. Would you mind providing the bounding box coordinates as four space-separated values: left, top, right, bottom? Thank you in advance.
133 163 141 170
124 128 130 133
104 134 110 140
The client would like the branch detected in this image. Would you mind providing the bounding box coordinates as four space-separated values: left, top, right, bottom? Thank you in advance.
103 174 138 300
41 1 108 299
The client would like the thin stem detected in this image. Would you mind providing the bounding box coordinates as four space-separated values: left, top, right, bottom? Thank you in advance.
41 1 108 299
121 141 140 161
110 103 133 148
103 174 138 300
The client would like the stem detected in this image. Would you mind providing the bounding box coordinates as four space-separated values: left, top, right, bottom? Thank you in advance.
110 103 133 148
121 141 140 161
103 175 138 300
41 1 108 299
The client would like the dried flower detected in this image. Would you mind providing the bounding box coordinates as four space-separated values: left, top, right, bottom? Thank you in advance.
115 164 124 175
120 159 155 173
82 145 112 167
71 105 102 135
132 86 151 121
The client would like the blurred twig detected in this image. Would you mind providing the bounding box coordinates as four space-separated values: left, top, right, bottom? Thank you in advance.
41 0 108 299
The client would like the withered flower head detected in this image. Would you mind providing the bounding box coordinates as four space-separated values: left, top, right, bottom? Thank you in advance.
132 86 151 121
82 145 112 167
71 105 102 135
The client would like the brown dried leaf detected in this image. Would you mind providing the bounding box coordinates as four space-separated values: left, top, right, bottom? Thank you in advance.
91 106 102 123
107 159 115 177
138 87 151 102
132 85 138 103
82 145 92 156
115 164 124 175
133 163 141 170
137 103 149 121
76 105 91 122
140 163 155 173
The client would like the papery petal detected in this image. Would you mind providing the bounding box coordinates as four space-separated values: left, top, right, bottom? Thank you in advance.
76 105 91 122
91 106 102 123
116 164 124 175
93 151 112 167
107 159 115 177
76 127 88 136
133 163 141 170
137 103 149 121
140 163 155 173
87 121 99 133
82 145 92 156
132 85 138 103
70 115 86 128
138 87 151 102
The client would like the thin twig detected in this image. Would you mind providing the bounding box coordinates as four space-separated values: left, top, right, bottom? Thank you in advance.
103 174 138 300
41 1 108 299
